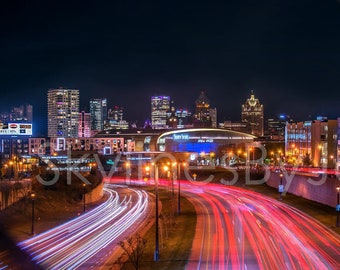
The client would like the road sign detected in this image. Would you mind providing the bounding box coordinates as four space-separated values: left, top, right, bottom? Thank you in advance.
336 204 340 212
278 185 284 193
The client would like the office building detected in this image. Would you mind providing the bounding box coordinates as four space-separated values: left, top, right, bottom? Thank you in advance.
175 108 193 128
90 98 107 132
105 105 129 130
78 111 91 138
194 91 212 128
285 118 337 168
151 96 170 129
265 114 292 141
47 88 79 138
241 90 264 137
0 104 33 124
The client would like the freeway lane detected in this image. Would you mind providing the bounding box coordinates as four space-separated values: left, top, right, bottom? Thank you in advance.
18 184 151 269
182 182 340 270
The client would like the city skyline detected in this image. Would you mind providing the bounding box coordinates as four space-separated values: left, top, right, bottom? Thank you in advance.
0 87 339 137
1 1 340 135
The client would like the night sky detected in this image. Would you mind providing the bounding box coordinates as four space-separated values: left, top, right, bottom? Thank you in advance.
1 0 340 135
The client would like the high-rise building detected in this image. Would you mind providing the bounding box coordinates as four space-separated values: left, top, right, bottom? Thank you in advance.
105 105 128 130
286 118 337 168
0 104 33 123
151 96 170 129
166 100 178 129
175 109 193 128
210 108 217 128
47 88 79 138
90 98 107 132
78 111 91 138
194 91 213 127
108 106 124 122
241 90 264 137
266 114 293 141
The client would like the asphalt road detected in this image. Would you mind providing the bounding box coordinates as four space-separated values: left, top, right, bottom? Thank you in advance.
17 184 151 269
182 181 340 270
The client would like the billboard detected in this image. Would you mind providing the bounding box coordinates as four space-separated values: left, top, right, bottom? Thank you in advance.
0 123 33 136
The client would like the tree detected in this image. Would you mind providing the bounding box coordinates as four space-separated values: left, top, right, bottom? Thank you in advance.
118 234 147 270
302 153 313 166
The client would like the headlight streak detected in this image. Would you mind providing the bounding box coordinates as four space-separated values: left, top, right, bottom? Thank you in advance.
180 182 340 269
18 184 149 270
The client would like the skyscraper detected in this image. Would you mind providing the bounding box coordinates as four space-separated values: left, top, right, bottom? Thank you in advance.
194 91 213 127
241 90 264 137
90 98 107 132
151 96 170 129
78 111 91 138
108 106 124 122
106 106 129 130
47 88 79 138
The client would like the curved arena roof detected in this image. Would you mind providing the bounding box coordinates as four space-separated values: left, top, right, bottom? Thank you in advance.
157 128 256 153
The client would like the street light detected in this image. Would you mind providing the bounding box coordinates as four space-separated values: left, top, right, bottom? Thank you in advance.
336 186 340 227
144 165 150 181
9 161 14 179
125 161 131 185
30 192 36 235
279 173 284 200
163 165 170 193
153 163 160 261
318 144 322 167
330 155 335 169
82 183 86 212
177 162 186 214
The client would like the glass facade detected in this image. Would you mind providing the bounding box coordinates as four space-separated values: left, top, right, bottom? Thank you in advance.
151 96 170 129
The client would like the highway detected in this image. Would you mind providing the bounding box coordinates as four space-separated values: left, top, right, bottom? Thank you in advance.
182 182 340 270
18 184 151 269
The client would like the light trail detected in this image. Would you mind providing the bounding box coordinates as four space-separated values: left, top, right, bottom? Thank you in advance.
181 182 340 270
18 184 149 269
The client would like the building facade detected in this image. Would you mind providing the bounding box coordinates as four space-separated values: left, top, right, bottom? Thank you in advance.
175 108 193 128
47 88 79 138
241 90 264 137
106 106 129 130
90 98 107 132
151 96 170 129
78 111 91 138
285 118 337 168
0 104 33 124
194 91 213 128
265 115 291 141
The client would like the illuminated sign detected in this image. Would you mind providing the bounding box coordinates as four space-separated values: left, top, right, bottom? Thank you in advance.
0 123 33 136
173 134 189 140
198 139 214 143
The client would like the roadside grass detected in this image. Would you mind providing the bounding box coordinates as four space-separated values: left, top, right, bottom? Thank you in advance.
137 187 197 270
0 190 104 243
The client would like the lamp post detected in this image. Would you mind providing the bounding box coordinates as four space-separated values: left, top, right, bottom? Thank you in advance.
163 165 170 193
318 144 322 167
171 162 176 195
177 162 185 214
330 155 335 169
279 173 284 200
125 161 131 185
31 192 36 235
82 183 86 212
153 163 159 261
336 186 340 227
9 161 14 179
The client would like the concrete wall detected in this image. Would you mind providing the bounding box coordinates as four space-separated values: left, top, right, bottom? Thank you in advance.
0 180 31 210
85 181 104 204
266 171 340 207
